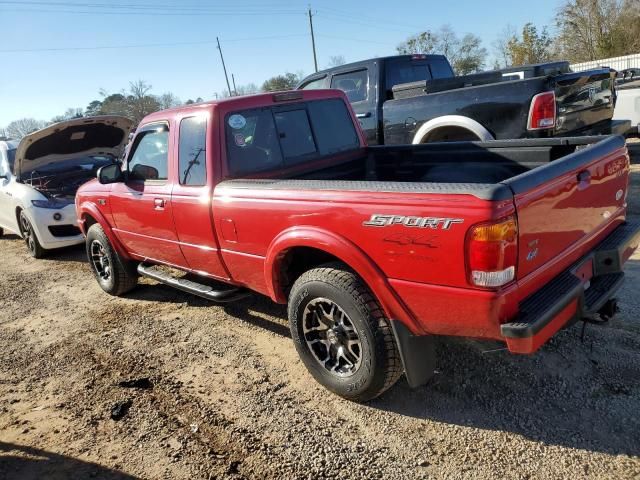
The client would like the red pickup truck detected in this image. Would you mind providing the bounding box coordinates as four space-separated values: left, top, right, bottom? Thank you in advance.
76 89 640 401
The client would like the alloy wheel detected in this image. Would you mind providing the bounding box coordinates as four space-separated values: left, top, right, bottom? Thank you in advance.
302 298 363 377
19 213 37 255
90 240 111 281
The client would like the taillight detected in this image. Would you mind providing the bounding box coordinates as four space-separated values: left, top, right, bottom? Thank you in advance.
466 216 518 288
527 91 556 130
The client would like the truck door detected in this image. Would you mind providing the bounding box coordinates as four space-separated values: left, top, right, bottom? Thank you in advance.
170 114 230 280
109 122 189 267
330 68 379 144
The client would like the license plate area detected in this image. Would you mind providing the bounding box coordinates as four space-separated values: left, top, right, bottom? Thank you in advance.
571 256 594 288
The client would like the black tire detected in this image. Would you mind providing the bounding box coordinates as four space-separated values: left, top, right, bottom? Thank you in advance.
288 262 402 402
19 211 46 258
86 223 138 296
0 227 4 237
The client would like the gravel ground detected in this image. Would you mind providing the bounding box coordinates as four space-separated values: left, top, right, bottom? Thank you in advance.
0 146 639 479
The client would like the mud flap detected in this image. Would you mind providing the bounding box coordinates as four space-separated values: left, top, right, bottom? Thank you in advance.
390 320 437 388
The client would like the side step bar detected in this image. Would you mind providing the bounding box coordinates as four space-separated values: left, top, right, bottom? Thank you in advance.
137 264 250 303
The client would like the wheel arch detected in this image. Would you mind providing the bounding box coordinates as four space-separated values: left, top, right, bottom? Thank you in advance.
265 227 424 334
412 115 494 144
78 202 131 260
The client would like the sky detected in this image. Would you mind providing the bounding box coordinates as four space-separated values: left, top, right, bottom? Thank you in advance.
0 0 562 127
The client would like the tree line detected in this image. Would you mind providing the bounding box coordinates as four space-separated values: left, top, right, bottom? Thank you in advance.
2 0 638 140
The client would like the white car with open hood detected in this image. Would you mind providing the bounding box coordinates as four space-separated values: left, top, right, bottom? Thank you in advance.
0 116 133 257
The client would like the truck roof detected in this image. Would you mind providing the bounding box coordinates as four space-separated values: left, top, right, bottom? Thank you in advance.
140 89 349 125
298 55 449 84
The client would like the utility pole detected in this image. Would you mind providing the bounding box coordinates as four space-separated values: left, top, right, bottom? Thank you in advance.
308 6 318 72
217 37 232 97
231 73 238 96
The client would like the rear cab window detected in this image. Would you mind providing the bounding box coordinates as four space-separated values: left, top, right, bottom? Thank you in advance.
225 98 360 176
384 56 454 98
178 116 207 186
330 70 368 103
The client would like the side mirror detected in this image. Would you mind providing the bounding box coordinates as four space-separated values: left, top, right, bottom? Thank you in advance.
97 164 123 184
131 164 159 181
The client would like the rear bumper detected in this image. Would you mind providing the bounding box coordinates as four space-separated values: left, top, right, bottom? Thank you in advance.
501 220 640 353
390 220 640 387
571 119 632 137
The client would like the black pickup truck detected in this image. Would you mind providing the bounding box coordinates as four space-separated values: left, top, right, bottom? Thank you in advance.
297 55 630 145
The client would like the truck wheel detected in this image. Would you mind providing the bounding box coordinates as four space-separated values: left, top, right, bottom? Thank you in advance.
288 263 402 402
19 211 46 258
86 223 138 296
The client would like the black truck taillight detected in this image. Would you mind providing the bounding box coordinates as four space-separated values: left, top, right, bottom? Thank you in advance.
527 91 556 130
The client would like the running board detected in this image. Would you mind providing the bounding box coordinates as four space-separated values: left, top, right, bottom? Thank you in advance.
137 264 249 303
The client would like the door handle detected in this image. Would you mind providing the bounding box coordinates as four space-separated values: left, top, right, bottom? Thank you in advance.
356 112 372 119
154 198 166 209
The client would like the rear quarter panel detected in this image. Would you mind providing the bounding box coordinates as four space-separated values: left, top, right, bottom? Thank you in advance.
214 185 512 288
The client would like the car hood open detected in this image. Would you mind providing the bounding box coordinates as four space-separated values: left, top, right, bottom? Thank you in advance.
14 116 134 179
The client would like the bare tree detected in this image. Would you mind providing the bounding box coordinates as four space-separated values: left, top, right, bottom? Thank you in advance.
492 25 517 68
397 25 487 74
326 55 346 68
128 80 160 123
5 118 48 140
51 107 84 123
556 0 640 62
158 92 181 110
504 23 554 66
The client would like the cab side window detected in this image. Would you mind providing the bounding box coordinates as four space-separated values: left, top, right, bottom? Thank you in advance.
301 76 326 90
179 116 207 186
128 124 169 181
330 70 368 103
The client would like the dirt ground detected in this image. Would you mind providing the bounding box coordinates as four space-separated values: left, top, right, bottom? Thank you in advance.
1 145 640 480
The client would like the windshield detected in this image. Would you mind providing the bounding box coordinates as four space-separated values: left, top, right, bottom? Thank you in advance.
225 98 360 176
7 148 16 173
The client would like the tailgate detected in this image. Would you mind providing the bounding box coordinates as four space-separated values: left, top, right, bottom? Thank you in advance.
504 136 629 280
554 68 616 134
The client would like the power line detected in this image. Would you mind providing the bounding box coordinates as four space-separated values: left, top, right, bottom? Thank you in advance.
0 0 300 11
315 34 391 46
315 6 425 31
0 34 308 53
0 7 304 16
314 12 418 34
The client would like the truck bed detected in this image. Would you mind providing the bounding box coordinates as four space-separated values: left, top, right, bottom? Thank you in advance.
285 136 607 190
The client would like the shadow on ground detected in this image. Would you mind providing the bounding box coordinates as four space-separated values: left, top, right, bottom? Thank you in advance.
125 283 291 338
371 254 640 458
0 234 86 263
0 442 138 480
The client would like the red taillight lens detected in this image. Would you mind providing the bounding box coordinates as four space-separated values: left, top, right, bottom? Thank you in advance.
527 91 556 130
466 216 518 288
